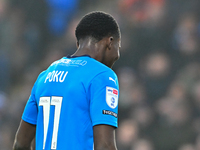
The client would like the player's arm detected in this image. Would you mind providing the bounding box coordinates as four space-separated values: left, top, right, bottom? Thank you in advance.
13 120 36 150
90 71 119 150
93 125 118 150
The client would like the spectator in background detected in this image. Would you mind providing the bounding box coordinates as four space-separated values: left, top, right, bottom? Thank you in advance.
139 51 173 104
130 105 155 138
131 139 154 150
178 144 195 150
45 0 79 37
117 120 139 150
173 13 200 68
118 0 165 25
154 81 196 150
0 54 10 92
117 67 145 107
0 0 11 92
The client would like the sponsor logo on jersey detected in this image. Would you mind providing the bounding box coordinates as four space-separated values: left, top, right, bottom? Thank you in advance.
109 77 117 85
103 110 118 118
106 87 118 109
113 89 118 95
51 58 87 67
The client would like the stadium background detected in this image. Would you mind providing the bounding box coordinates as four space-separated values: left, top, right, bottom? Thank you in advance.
1 0 200 149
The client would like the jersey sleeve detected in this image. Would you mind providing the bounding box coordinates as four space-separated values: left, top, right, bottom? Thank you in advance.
22 84 38 125
89 70 119 128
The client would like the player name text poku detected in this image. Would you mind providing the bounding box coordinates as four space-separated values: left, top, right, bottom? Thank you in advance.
44 71 68 83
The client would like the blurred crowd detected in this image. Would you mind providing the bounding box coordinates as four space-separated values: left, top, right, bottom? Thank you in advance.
1 0 200 150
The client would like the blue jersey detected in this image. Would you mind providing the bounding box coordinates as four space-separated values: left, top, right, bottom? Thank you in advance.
22 55 119 150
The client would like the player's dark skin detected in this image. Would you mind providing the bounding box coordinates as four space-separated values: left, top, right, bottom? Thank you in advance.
13 36 121 150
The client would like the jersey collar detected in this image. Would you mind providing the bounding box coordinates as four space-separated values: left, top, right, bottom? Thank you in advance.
66 55 91 58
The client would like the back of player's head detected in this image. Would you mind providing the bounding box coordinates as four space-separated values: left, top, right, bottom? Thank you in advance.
75 11 120 42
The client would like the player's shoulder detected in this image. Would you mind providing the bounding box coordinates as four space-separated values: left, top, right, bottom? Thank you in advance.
87 57 116 74
34 70 47 84
44 56 117 81
88 59 118 84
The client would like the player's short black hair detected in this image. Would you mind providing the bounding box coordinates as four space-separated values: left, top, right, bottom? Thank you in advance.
75 11 120 42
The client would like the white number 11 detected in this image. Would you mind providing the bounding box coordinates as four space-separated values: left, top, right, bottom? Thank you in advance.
39 96 63 149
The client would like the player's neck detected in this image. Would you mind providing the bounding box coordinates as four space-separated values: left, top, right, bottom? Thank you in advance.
72 47 95 58
72 39 105 62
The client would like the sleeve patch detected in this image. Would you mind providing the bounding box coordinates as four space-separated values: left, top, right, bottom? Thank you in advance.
103 110 118 118
106 86 118 109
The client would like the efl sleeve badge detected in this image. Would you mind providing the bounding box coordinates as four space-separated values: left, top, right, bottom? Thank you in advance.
106 87 118 109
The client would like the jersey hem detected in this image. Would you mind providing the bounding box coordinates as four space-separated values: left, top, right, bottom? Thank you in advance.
92 121 118 128
22 116 37 125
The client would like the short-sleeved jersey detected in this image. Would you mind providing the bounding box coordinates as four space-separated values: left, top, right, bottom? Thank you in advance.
22 55 119 150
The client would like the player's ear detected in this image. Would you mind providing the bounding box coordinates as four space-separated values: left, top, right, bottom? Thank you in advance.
76 41 79 48
108 36 113 50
